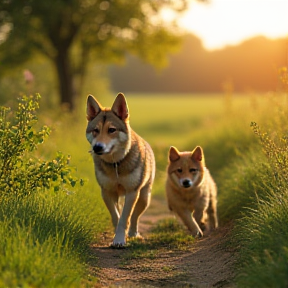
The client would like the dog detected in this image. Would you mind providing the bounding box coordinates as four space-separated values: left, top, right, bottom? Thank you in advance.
86 93 155 247
165 146 218 238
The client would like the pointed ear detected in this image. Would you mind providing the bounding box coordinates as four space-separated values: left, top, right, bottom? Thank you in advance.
111 93 129 120
169 146 180 162
86 95 102 121
191 146 204 162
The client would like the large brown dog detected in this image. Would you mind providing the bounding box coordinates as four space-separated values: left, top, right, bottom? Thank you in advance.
86 93 155 247
166 146 218 237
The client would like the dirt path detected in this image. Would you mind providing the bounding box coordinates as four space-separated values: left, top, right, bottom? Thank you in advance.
90 197 236 288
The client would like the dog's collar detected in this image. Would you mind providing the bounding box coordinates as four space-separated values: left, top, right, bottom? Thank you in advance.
113 161 120 168
100 158 121 167
100 158 122 179
113 162 119 178
97 154 123 166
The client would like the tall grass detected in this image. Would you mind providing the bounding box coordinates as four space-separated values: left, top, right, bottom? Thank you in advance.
0 188 109 287
235 116 288 287
0 221 83 288
236 188 288 288
216 93 288 287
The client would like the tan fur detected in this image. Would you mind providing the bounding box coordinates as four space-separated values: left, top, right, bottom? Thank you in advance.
86 93 155 247
166 146 218 237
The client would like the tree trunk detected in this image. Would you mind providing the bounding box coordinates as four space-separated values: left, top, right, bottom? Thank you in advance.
54 48 74 111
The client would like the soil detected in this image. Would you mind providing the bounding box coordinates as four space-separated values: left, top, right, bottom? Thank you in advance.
89 197 237 288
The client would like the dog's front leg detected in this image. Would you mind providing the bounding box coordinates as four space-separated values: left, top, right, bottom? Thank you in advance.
112 190 139 247
177 209 203 238
101 189 120 229
207 198 218 230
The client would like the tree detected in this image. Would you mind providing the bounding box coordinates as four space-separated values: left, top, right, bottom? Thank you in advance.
0 0 189 110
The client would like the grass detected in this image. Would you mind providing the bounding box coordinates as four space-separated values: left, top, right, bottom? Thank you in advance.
0 221 83 288
236 188 288 288
1 91 288 287
0 183 109 287
124 93 253 147
214 93 288 287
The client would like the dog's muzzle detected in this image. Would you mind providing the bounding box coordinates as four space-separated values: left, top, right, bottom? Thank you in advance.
181 179 192 188
93 143 105 155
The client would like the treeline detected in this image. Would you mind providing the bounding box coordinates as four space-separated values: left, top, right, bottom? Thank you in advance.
109 34 287 93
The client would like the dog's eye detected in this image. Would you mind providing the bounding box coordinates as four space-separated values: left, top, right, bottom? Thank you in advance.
190 168 198 173
177 168 182 173
108 127 116 134
93 128 99 134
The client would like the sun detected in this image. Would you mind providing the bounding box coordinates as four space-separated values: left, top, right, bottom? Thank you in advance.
177 0 288 50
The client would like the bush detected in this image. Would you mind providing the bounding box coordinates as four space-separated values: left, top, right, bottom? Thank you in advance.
0 94 82 197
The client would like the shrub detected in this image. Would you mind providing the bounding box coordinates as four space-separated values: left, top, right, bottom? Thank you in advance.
0 94 82 197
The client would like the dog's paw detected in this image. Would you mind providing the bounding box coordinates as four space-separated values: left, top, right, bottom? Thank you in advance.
194 230 203 239
111 234 126 248
128 231 143 239
110 242 126 249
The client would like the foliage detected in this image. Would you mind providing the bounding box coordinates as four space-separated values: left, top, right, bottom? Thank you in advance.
251 121 288 189
0 94 82 197
0 0 189 109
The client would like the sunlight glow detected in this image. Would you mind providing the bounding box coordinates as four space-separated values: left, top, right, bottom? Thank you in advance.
178 0 288 50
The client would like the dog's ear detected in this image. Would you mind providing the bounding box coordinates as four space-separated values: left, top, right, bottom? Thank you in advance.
191 146 204 162
169 146 180 162
111 93 129 120
86 95 102 121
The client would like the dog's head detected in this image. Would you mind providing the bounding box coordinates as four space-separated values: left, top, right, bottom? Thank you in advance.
86 93 131 163
167 146 205 189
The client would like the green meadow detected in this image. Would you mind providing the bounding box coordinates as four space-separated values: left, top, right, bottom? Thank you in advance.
1 92 288 287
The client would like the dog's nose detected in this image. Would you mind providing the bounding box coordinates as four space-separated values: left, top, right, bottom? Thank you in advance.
93 143 105 155
182 179 192 188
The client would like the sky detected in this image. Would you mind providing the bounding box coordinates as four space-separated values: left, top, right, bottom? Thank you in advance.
169 0 288 51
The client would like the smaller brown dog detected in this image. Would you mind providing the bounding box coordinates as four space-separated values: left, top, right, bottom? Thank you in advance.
166 146 218 237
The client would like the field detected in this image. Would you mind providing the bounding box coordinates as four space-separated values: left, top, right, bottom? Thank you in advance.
1 92 288 287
